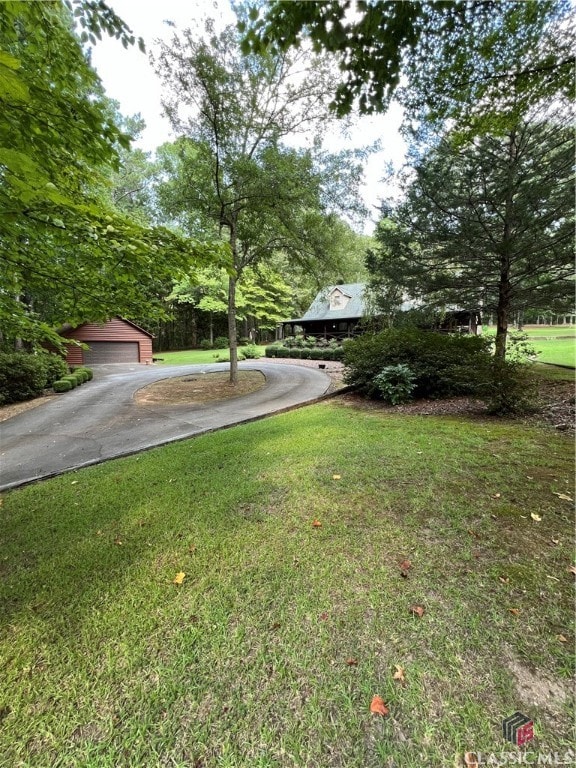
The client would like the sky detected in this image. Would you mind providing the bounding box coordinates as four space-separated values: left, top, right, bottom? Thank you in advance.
89 0 407 234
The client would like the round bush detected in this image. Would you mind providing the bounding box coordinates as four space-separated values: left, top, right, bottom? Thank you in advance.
53 379 73 393
264 346 278 357
373 364 417 405
308 349 324 360
71 368 89 383
289 349 302 359
0 351 49 404
274 347 290 358
199 339 213 350
300 348 312 359
242 344 261 359
213 336 229 349
37 351 68 385
62 375 78 388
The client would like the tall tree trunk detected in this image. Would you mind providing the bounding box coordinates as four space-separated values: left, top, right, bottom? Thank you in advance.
228 274 238 384
494 130 518 362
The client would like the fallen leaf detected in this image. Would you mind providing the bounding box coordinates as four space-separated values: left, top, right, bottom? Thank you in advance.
468 529 480 539
410 604 425 618
526 476 534 480
553 492 573 501
492 493 501 499
551 538 560 545
393 664 405 683
345 657 358 666
188 544 197 553
546 575 560 582
498 576 509 584
568 566 576 576
332 474 341 480
312 520 322 528
509 608 520 616
173 571 185 585
319 611 329 621
557 634 568 643
114 537 123 545
399 559 412 571
370 695 389 716
71 481 78 485
464 753 480 768
530 513 542 522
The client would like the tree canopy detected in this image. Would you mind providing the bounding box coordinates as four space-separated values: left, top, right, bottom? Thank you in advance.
154 21 366 379
241 1 574 122
0 1 226 346
368 113 574 358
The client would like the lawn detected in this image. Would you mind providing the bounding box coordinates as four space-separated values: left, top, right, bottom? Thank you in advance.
1 400 573 767
156 347 268 366
483 327 575 367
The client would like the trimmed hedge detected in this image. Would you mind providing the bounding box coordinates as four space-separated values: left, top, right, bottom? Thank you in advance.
53 379 73 393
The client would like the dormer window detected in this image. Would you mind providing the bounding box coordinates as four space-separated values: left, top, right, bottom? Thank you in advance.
329 287 350 311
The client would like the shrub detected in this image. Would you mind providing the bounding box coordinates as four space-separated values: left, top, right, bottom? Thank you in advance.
0 352 49 405
480 359 539 415
343 328 493 399
79 367 93 381
264 345 278 357
53 379 73 393
283 336 297 348
276 347 291 358
241 344 261 359
289 348 302 359
300 348 312 359
213 336 229 349
38 351 68 385
199 339 213 350
308 349 324 360
239 337 251 346
373 364 417 405
71 368 89 383
331 346 345 361
62 375 78 388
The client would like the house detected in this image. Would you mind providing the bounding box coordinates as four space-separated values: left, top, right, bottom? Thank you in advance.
280 283 481 340
57 317 154 366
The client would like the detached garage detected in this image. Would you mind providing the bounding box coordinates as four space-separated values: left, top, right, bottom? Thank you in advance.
60 317 154 366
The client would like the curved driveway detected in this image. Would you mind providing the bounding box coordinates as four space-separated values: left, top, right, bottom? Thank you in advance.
0 362 331 491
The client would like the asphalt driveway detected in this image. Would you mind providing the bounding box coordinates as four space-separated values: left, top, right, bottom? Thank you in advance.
0 362 331 491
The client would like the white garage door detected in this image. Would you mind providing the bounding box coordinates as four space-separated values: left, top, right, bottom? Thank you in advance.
83 341 139 364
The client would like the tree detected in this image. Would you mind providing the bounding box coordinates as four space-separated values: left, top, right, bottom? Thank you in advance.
368 114 574 359
241 1 574 122
0 2 225 345
154 22 366 381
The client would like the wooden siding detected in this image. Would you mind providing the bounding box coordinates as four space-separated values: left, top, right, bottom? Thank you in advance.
61 318 153 365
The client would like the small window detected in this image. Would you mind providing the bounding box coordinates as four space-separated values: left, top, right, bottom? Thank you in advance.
329 288 349 311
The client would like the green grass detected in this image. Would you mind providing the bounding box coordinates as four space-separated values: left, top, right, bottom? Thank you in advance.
156 347 268 366
483 327 575 367
0 403 574 767
532 339 576 367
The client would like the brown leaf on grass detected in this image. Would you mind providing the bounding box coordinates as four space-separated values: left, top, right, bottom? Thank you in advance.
498 576 510 584
530 513 542 522
393 664 405 683
468 529 480 539
492 493 501 499
173 571 185 585
319 612 329 621
332 474 341 480
553 492 573 501
370 695 389 716
464 753 480 768
399 559 412 571
345 658 358 666
312 520 322 528
410 605 425 618
568 566 576 576
509 608 520 616
114 537 123 546
557 634 568 643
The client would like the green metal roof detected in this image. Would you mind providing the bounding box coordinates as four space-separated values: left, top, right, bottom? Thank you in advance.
287 283 367 323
